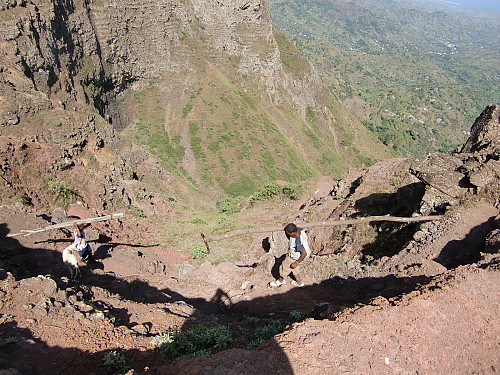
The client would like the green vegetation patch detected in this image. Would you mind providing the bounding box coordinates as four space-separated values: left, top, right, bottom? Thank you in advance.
46 178 78 207
250 182 302 204
247 310 303 348
130 82 185 168
226 175 256 197
102 351 130 373
216 195 246 214
190 244 209 259
155 324 232 361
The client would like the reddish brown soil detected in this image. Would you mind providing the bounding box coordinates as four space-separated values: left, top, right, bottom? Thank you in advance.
1 179 499 374
1 136 499 374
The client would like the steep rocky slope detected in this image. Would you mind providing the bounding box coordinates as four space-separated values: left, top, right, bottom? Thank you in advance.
0 0 499 374
0 106 498 374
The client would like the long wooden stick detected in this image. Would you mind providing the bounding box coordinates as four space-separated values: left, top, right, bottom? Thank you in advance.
7 213 125 237
202 215 442 243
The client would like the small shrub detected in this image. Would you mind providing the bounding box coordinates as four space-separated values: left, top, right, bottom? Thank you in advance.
282 183 302 200
250 182 302 204
250 182 281 204
102 351 129 373
216 196 244 214
190 244 208 259
247 321 285 348
47 178 77 207
34 144 41 149
160 324 232 361
54 121 62 127
288 310 302 323
56 160 73 170
151 331 175 347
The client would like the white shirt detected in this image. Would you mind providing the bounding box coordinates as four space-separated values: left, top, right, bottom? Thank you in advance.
73 229 88 252
288 230 311 260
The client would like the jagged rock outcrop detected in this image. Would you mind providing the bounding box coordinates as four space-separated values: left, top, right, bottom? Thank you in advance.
459 104 500 155
409 153 466 214
410 104 500 214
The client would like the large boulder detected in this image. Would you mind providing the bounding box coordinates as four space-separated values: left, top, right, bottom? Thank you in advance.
411 104 500 214
410 153 466 214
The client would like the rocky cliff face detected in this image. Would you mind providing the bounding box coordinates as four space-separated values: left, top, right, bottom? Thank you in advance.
0 0 325 123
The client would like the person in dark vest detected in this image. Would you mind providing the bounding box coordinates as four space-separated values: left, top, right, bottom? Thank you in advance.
269 223 311 288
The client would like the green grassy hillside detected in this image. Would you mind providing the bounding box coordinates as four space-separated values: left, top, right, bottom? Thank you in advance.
119 27 391 200
266 0 500 157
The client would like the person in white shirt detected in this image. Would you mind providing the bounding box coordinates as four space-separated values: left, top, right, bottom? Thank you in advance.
269 223 311 288
72 220 92 262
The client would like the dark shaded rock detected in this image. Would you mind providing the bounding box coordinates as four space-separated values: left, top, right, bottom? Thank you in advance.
484 230 500 253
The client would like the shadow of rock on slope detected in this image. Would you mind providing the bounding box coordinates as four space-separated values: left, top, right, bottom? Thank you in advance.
435 215 499 269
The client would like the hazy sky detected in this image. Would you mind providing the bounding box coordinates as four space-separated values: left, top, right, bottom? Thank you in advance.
438 0 500 11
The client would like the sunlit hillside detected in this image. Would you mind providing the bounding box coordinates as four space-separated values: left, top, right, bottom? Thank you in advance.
266 0 500 157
